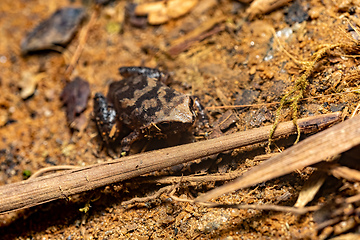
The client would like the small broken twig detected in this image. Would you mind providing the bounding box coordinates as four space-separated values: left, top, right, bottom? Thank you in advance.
29 165 80 179
64 6 99 78
121 185 174 206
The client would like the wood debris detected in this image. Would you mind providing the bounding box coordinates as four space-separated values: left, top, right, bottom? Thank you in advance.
18 70 47 99
245 0 293 20
168 17 226 56
135 0 198 25
294 170 327 208
0 112 341 214
195 113 360 202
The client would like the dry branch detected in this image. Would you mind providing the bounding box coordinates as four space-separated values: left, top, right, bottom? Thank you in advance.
0 113 340 214
195 113 360 202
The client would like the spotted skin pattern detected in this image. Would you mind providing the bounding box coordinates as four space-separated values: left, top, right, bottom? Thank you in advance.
94 67 196 153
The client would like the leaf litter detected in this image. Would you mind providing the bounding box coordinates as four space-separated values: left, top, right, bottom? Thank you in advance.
21 7 86 54
60 76 90 130
2 0 360 239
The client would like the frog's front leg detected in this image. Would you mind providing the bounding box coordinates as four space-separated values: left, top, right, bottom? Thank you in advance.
191 96 210 128
120 129 142 153
93 93 121 147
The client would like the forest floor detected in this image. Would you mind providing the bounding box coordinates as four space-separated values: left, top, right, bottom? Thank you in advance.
1 0 360 239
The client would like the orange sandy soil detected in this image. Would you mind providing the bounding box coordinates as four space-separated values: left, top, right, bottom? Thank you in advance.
1 0 360 239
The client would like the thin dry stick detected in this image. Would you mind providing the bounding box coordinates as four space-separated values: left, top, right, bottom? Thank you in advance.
121 185 174 206
205 88 360 111
352 102 360 118
346 193 360 204
329 165 360 182
29 166 80 179
64 7 99 78
200 202 320 215
0 113 340 214
130 169 248 185
271 27 309 66
169 187 319 215
195 113 360 203
253 153 279 161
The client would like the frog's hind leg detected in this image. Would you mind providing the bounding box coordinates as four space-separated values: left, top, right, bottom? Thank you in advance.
118 66 169 83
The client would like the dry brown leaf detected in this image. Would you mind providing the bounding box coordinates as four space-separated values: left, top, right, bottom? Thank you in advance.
60 77 90 126
21 7 86 54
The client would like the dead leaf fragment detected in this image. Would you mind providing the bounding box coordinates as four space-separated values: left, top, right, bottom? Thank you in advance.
21 7 86 54
294 170 327 208
135 0 198 25
0 109 8 127
60 77 90 126
18 71 47 99
246 0 292 20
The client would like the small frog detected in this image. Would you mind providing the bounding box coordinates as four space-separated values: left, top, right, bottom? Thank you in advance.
94 67 206 154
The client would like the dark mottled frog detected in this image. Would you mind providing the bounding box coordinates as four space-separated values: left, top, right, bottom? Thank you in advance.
94 67 206 154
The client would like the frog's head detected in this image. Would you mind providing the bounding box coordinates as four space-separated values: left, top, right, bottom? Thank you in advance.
147 96 196 136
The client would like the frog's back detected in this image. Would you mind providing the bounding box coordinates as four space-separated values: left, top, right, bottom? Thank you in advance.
107 75 192 129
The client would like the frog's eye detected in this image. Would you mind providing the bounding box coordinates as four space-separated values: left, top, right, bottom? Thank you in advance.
189 97 195 109
159 121 171 130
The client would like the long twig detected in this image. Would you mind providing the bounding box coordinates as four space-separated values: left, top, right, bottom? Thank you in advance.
195 113 360 203
0 113 340 214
